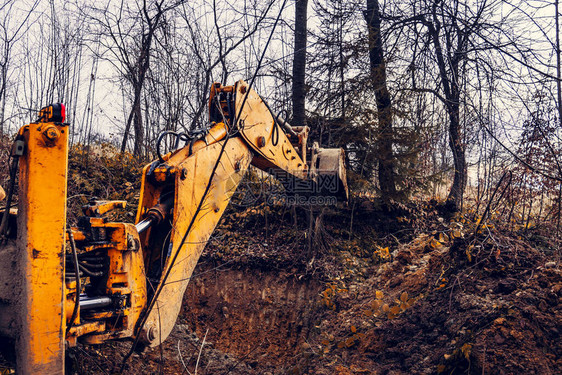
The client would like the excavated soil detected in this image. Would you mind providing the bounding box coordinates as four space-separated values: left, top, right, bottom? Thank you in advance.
75 225 562 374
72 261 324 374
179 263 324 373
312 233 562 374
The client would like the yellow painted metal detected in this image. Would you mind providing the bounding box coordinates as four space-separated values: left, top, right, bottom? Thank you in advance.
82 200 127 216
133 82 345 346
64 280 77 322
233 80 308 180
62 219 147 346
137 137 253 345
16 121 68 374
67 321 105 345
79 222 147 344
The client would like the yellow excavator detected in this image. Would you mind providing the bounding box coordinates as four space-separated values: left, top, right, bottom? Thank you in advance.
0 80 347 374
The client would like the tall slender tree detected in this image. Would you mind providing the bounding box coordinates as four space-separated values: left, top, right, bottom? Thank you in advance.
365 0 397 200
390 0 494 210
292 0 308 126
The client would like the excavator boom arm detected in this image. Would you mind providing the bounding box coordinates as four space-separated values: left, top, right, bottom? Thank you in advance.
135 80 346 345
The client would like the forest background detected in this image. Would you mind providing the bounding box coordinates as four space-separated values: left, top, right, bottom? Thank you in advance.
1 0 562 229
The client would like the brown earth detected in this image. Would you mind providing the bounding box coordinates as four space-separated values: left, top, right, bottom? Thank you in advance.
74 203 562 374
180 264 324 374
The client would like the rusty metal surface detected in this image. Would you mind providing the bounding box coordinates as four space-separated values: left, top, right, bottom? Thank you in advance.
15 121 69 374
316 147 349 201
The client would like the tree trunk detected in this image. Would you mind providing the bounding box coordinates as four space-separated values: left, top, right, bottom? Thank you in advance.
445 95 466 210
132 87 144 157
365 0 397 200
118 0 164 157
0 63 7 137
554 0 562 128
427 11 466 212
292 0 308 127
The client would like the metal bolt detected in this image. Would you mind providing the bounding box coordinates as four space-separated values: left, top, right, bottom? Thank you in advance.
181 168 188 180
240 86 247 94
147 327 156 341
257 136 266 147
42 125 60 142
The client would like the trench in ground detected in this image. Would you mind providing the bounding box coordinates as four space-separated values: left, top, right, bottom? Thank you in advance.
176 261 323 373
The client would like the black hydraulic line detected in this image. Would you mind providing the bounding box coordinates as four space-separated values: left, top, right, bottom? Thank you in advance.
77 261 105 269
277 109 290 123
119 1 288 371
156 131 194 163
227 92 236 127
78 263 104 277
66 231 80 335
156 131 178 163
188 139 195 156
261 99 295 136
260 99 283 147
271 115 279 146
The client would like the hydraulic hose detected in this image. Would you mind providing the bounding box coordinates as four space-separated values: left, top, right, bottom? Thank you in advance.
66 231 80 335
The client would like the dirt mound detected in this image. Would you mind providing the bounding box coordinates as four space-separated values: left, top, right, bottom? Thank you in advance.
306 229 562 374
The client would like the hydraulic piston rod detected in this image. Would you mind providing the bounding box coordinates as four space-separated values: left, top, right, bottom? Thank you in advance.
79 295 112 310
135 217 154 234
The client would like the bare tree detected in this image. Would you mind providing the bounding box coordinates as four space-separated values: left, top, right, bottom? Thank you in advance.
85 0 171 157
0 0 40 135
385 0 505 210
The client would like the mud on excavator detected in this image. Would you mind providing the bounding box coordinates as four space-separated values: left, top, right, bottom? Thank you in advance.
0 80 347 374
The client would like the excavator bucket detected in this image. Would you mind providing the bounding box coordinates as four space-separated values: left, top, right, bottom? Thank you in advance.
313 147 349 202
269 143 348 204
